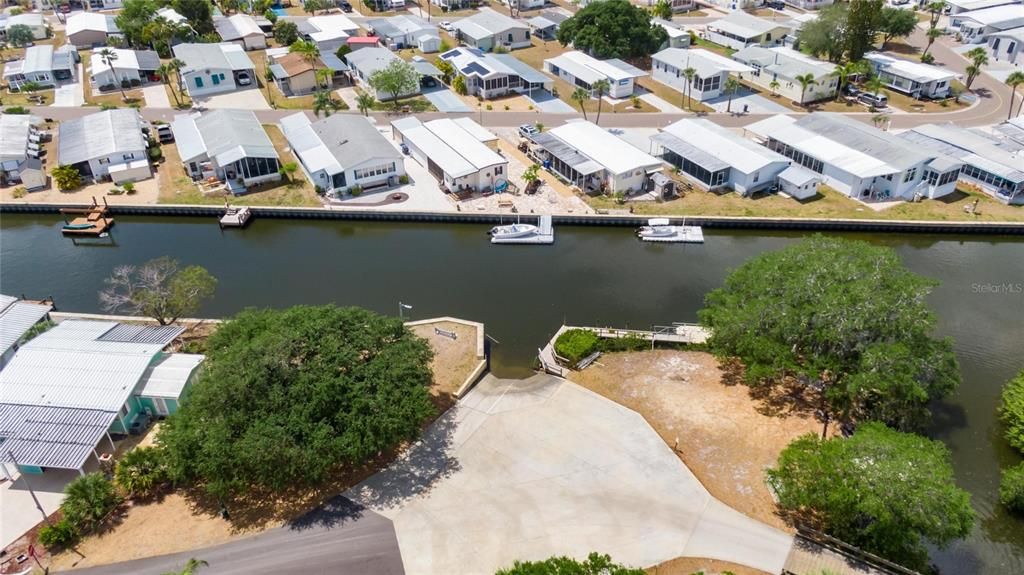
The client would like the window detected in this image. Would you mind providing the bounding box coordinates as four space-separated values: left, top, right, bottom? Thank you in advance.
354 162 397 180
123 153 134 160
507 33 513 43
495 165 503 175
903 167 917 183
195 76 204 88
120 403 129 417
212 74 220 85
99 158 110 165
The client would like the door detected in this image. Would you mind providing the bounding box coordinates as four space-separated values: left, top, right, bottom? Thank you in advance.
153 397 169 416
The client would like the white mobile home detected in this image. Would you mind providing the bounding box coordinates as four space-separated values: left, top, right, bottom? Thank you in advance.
215 14 267 50
281 113 406 195
171 109 281 192
391 117 507 194
66 13 120 49
439 47 553 99
172 43 256 98
900 123 1024 204
365 15 440 53
453 9 531 52
89 49 161 90
346 47 422 100
946 0 1017 15
58 109 151 184
652 48 753 101
531 121 663 194
706 11 790 51
732 46 837 103
0 13 48 41
955 4 1024 43
544 51 646 99
652 118 790 196
0 115 46 191
2 45 76 90
744 114 963 202
864 52 958 99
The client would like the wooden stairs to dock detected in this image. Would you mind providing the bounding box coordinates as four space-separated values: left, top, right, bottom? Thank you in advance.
783 529 921 575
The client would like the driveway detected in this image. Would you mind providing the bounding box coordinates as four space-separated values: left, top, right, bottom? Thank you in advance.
1 468 76 549
193 87 270 110
141 84 171 108
422 85 471 113
51 65 84 107
346 375 794 574
703 88 791 114
638 91 685 113
526 89 577 113
63 499 404 575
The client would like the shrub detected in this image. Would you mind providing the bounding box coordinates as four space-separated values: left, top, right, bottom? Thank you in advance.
108 188 124 195
100 102 119 111
129 78 142 87
350 184 362 196
398 174 409 185
122 181 136 194
554 329 600 364
121 78 131 88
115 447 168 498
12 186 27 198
149 145 163 161
99 83 116 92
61 473 122 532
4 106 29 114
920 52 935 64
1001 463 1024 514
504 105 510 111
1001 371 1024 453
439 40 450 52
598 335 648 353
486 104 493 111
52 165 82 191
38 519 79 549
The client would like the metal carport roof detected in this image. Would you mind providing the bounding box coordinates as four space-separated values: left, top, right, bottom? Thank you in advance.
0 404 115 470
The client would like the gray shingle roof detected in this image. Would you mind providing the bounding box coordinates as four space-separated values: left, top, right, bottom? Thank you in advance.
178 109 278 167
58 109 147 167
313 115 402 170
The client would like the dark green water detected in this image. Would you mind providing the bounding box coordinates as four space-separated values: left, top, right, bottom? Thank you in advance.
1 214 1022 574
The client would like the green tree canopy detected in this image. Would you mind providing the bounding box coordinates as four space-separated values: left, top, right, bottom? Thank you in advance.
6 24 35 47
797 3 848 63
845 0 883 62
62 473 123 532
877 6 919 50
496 552 645 575
698 236 959 434
1001 462 1024 514
99 257 217 325
115 0 157 47
1001 370 1024 453
158 305 436 498
768 423 975 571
174 0 215 35
369 59 420 105
556 0 667 59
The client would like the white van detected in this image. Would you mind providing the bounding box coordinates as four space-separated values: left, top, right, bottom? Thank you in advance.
858 92 888 108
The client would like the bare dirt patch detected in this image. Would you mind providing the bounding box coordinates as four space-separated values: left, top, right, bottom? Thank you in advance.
648 555 769 575
570 349 821 531
410 320 481 401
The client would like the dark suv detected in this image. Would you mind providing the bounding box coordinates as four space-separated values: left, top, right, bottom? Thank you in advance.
766 0 786 9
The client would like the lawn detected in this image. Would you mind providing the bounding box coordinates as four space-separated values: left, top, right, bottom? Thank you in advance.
156 126 321 207
84 87 144 108
635 76 713 113
585 182 1024 222
2 88 54 107
693 37 735 58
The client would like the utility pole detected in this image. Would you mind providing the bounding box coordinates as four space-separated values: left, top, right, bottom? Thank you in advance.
398 301 412 320
8 450 53 527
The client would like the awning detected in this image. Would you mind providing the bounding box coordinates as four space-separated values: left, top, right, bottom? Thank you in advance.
532 132 604 175
319 53 349 72
651 132 730 173
0 404 115 471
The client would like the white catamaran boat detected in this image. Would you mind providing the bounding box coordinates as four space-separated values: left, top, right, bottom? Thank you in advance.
636 218 704 244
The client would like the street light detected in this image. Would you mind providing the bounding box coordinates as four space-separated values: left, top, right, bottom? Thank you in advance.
399 301 413 320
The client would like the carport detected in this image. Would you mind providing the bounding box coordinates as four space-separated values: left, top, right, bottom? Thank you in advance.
0 404 117 480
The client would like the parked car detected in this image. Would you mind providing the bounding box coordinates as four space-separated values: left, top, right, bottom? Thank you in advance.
519 124 538 138
440 21 455 33
858 92 888 108
156 124 174 143
843 83 861 97
340 0 352 11
765 0 785 9
237 71 253 86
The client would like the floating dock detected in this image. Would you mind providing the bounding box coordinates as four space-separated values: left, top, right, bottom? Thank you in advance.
60 199 113 236
491 215 554 245
219 206 251 228
640 225 704 243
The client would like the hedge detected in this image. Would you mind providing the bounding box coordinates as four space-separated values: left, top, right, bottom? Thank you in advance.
1000 462 1024 514
554 329 599 364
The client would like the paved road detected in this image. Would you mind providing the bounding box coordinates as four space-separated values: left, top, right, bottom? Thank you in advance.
62 498 404 575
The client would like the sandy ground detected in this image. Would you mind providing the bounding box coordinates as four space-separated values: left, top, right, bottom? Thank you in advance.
0 176 159 205
571 350 822 531
648 556 769 575
409 320 481 399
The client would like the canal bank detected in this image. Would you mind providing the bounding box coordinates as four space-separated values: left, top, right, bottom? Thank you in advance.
2 202 1024 235
1 215 1022 574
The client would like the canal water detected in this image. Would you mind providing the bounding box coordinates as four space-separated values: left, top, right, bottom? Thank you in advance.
1 214 1022 574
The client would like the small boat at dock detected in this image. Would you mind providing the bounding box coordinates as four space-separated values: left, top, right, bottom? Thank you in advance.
219 205 252 229
636 218 703 244
490 215 554 245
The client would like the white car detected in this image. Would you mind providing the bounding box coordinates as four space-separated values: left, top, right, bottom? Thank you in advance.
236 71 252 86
440 21 455 33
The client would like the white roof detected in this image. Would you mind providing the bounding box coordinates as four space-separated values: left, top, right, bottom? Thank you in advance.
958 4 1024 27
423 119 505 171
545 50 646 84
0 320 178 412
865 52 958 83
778 164 820 186
136 353 204 399
452 117 498 142
653 48 753 78
0 114 34 162
308 14 360 35
218 13 263 40
709 11 789 39
280 112 342 175
23 44 53 75
453 8 527 40
155 7 188 25
90 48 146 74
662 119 788 174
948 0 1018 10
399 124 476 178
0 295 51 359
549 121 662 176
3 13 45 29
66 12 119 37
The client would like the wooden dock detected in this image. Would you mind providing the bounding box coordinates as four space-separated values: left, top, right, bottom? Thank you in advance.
60 198 113 236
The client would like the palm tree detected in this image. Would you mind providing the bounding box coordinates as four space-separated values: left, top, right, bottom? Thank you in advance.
592 79 610 125
768 78 780 96
927 1 946 29
290 40 320 74
923 26 943 58
865 75 884 98
98 48 126 100
965 46 989 90
682 67 696 110
356 92 376 116
160 558 208 575
312 89 339 117
571 87 589 121
158 63 181 107
795 73 817 106
169 58 185 95
724 76 741 113
1006 71 1024 119
830 60 864 101
263 62 275 107
315 68 333 91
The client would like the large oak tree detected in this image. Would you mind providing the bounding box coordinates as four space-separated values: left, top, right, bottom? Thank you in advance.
556 0 667 60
